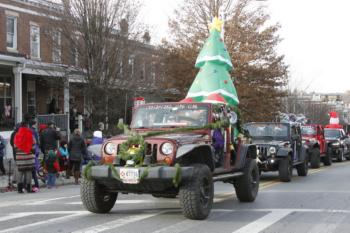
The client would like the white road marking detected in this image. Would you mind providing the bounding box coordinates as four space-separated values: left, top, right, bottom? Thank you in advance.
151 211 231 233
232 209 292 233
307 212 347 233
71 212 165 233
23 195 80 205
0 213 33 222
0 212 89 233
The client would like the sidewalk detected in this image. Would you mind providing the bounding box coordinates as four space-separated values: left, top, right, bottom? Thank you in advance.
0 173 76 193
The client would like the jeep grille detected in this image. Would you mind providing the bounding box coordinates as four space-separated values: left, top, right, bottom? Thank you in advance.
257 146 268 159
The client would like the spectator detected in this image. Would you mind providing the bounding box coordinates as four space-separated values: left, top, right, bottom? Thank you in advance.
91 131 103 145
68 129 87 185
57 140 69 178
40 121 60 160
29 120 40 192
14 122 35 193
45 150 60 189
0 135 6 175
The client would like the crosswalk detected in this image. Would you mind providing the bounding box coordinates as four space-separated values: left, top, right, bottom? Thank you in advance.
0 163 348 233
1 192 350 233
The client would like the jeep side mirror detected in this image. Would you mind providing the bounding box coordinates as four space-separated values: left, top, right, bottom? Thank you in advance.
229 112 238 125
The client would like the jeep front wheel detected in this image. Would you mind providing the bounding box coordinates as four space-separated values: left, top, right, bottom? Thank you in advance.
279 157 292 182
310 148 321 168
179 164 213 220
323 148 332 166
234 159 259 202
337 149 344 162
81 178 118 213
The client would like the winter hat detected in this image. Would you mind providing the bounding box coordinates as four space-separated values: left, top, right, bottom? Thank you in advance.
93 130 103 138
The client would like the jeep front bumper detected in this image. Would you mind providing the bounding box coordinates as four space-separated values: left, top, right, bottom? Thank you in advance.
87 165 195 193
90 165 194 180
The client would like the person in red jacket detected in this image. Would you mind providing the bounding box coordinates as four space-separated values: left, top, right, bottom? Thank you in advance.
14 122 36 193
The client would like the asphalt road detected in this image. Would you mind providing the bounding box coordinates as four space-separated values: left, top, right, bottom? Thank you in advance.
1 161 350 233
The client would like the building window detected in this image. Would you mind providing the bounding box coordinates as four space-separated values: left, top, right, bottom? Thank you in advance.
30 25 40 59
52 30 61 63
6 16 17 50
27 80 36 115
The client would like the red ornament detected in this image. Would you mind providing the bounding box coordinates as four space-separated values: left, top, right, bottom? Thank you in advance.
224 80 228 84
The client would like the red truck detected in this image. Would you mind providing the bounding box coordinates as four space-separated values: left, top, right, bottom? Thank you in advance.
301 124 331 168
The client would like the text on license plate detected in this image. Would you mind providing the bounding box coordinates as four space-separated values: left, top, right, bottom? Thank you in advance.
119 168 140 184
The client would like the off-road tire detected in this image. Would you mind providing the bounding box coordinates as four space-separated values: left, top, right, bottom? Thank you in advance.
179 164 213 220
234 159 259 202
310 148 321 168
296 156 309 176
337 149 344 162
81 178 118 213
279 157 292 182
323 148 332 166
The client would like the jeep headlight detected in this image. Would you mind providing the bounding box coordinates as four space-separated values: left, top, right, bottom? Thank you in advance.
104 142 117 155
269 147 276 154
161 142 174 155
309 138 317 143
332 142 340 147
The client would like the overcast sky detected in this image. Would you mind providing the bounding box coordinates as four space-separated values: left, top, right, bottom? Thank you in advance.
141 0 350 94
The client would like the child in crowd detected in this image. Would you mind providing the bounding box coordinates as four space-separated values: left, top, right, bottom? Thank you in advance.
57 140 69 178
45 150 60 189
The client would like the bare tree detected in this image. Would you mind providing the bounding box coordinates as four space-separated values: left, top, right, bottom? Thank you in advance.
48 0 147 128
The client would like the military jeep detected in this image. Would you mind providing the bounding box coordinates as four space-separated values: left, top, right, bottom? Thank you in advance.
244 122 309 182
80 102 259 220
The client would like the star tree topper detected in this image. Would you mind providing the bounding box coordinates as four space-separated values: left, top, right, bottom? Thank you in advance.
209 17 223 32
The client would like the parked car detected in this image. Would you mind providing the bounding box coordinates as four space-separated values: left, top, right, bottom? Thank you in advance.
301 124 331 168
244 122 309 182
81 102 259 220
324 127 350 162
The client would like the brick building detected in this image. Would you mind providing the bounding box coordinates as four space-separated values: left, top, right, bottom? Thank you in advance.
0 0 163 130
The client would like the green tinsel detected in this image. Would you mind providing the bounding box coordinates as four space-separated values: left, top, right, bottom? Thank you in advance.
82 161 94 180
172 163 182 188
140 166 150 180
108 164 121 181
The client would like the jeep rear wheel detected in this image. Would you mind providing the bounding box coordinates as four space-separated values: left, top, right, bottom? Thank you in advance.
234 159 259 202
310 148 321 168
179 164 213 220
296 156 309 176
279 157 292 182
323 148 332 166
81 178 118 213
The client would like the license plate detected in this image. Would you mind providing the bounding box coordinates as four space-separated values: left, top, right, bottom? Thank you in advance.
119 168 140 184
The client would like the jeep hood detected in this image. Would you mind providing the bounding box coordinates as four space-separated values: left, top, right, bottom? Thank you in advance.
147 133 206 144
251 139 287 146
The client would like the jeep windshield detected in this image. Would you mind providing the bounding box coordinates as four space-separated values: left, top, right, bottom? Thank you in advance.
245 123 289 140
131 104 209 129
301 126 316 136
324 129 341 139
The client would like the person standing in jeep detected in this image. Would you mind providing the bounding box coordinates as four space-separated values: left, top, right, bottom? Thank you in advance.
68 129 87 185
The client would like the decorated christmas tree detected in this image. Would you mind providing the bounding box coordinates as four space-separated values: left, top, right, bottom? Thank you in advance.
186 17 239 106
